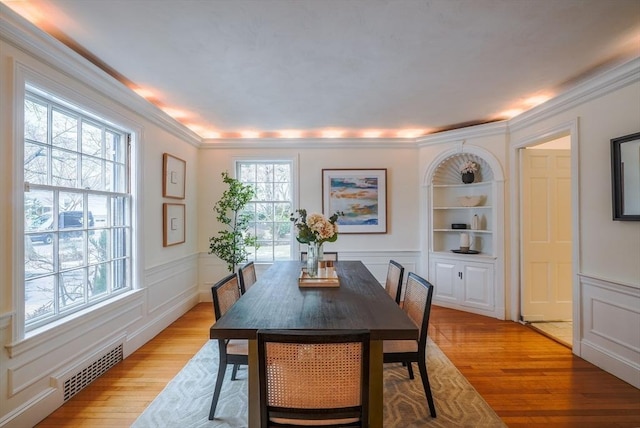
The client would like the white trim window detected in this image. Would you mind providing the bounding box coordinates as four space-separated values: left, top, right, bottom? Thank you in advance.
23 87 132 331
237 161 293 262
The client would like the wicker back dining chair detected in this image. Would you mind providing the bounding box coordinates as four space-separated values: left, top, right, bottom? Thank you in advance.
383 272 437 418
238 261 257 294
384 260 404 305
209 272 247 420
300 251 339 261
257 329 370 427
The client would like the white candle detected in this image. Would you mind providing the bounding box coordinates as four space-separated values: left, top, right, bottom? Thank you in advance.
460 233 470 248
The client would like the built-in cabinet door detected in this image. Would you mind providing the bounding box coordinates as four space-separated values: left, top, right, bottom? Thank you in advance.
432 259 459 304
431 257 495 311
461 262 494 311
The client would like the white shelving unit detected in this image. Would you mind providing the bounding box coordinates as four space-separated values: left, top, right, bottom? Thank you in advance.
427 150 504 319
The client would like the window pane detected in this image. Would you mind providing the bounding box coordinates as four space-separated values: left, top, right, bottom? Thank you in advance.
274 182 291 201
24 142 48 185
59 191 83 216
82 121 102 157
112 259 128 290
82 155 104 190
25 238 54 276
106 162 125 192
25 275 55 321
25 189 54 231
24 98 48 143
256 203 273 222
89 229 108 264
59 233 85 270
88 194 108 227
89 262 109 298
59 269 85 310
52 109 78 150
239 163 255 182
111 197 127 226
52 148 77 187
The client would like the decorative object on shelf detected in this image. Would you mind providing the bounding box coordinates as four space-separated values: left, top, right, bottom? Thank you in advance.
471 214 480 230
460 161 478 184
451 249 480 254
459 232 470 252
322 168 387 234
451 223 467 229
291 209 342 277
457 195 484 207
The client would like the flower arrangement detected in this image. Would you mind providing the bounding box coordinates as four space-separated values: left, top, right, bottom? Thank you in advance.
460 161 478 174
290 209 342 245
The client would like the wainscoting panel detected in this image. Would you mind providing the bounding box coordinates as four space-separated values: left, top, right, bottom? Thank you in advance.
579 274 640 388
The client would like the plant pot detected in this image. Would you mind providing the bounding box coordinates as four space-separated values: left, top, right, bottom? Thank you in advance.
461 172 475 184
306 242 323 277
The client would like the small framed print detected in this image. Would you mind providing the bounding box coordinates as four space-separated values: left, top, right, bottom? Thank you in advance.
163 203 185 246
322 168 387 234
163 153 186 199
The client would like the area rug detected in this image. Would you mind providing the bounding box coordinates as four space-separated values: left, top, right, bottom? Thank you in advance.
132 338 505 428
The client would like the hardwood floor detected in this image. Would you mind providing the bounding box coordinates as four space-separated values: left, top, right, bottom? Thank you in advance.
37 303 640 427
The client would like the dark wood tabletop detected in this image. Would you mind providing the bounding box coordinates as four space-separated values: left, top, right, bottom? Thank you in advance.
209 260 417 341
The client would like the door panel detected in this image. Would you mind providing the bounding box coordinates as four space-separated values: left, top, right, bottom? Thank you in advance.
521 149 572 321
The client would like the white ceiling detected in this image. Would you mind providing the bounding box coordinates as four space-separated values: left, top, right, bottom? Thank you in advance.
4 0 640 140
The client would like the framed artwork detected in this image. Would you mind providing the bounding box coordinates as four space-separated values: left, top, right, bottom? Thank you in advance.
163 203 185 246
163 153 186 199
611 132 640 221
322 168 387 234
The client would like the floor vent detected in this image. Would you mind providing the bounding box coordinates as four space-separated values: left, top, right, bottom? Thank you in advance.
63 344 123 401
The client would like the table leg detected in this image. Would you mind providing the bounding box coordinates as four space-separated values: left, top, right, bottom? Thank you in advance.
370 340 383 428
248 339 259 427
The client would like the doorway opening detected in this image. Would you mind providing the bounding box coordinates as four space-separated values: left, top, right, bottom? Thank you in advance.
519 135 573 347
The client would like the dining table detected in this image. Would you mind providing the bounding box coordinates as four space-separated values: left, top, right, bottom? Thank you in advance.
209 260 418 427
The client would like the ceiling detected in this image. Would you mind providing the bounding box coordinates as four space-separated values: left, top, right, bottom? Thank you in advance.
3 0 640 140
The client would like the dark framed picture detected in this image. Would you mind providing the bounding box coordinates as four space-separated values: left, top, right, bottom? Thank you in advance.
322 168 387 234
163 203 186 246
611 132 640 221
163 153 186 199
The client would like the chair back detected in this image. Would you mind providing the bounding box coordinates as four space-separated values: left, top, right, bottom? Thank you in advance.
211 272 241 320
257 329 370 427
402 272 434 352
238 261 257 294
385 260 404 304
300 251 338 261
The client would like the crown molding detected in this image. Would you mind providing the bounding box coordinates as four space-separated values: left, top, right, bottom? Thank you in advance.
415 121 508 147
0 4 202 147
200 137 418 149
509 56 640 132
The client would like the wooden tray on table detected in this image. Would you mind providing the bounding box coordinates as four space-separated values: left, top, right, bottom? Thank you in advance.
298 267 340 287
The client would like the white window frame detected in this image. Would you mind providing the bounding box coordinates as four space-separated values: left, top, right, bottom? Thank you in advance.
13 62 143 340
233 156 298 263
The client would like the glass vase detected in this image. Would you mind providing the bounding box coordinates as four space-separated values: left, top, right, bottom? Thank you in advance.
306 241 323 277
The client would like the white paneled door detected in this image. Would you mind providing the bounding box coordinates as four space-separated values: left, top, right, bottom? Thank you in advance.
521 149 572 321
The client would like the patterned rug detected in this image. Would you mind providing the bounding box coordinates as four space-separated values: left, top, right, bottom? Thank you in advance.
132 338 505 427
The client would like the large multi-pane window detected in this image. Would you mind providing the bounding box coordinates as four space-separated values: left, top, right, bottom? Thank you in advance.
237 161 293 262
23 87 131 331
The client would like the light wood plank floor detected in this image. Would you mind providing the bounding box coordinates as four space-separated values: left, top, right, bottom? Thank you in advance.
36 303 640 427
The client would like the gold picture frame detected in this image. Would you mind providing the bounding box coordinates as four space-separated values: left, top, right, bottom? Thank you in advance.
163 203 185 246
163 153 186 199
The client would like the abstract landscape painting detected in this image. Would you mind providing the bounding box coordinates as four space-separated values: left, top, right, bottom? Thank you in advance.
322 169 387 233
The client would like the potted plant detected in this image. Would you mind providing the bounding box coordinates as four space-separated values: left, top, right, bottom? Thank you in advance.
460 161 478 184
290 209 342 276
209 172 259 272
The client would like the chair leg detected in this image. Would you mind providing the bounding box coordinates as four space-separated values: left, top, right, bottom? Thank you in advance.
418 358 437 417
406 361 415 379
231 363 239 380
209 341 228 420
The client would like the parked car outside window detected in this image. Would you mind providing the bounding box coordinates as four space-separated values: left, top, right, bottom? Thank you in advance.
30 211 95 244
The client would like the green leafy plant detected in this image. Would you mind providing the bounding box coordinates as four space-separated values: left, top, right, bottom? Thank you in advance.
209 172 259 272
